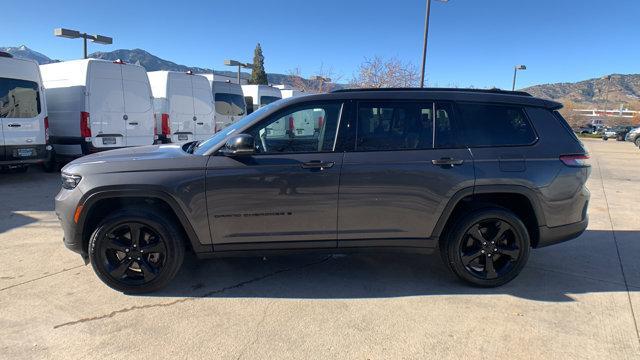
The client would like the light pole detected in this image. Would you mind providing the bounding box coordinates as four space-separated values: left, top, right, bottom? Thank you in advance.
224 60 253 85
54 28 112 59
420 0 449 88
311 75 331 92
512 65 527 91
602 75 612 117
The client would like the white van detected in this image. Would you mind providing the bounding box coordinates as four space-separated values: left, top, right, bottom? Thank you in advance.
274 84 306 99
241 85 282 114
148 71 215 143
0 52 54 171
40 59 155 157
203 77 246 132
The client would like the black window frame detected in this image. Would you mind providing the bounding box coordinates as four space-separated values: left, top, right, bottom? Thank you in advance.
242 100 346 156
455 101 539 148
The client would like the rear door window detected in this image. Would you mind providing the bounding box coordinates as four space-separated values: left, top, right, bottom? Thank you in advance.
0 77 41 118
355 102 434 151
260 96 280 107
457 103 536 147
215 93 246 116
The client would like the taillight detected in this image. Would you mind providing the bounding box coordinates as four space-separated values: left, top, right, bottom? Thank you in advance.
44 116 50 143
161 113 170 135
288 116 295 134
318 116 324 129
80 112 91 137
560 154 591 167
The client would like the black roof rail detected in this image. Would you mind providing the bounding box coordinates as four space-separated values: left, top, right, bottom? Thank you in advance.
0 51 14 58
331 87 532 97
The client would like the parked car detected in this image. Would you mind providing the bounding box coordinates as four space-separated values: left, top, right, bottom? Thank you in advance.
148 71 215 144
55 88 591 293
602 125 635 141
0 51 54 172
241 84 282 114
40 59 155 158
202 76 247 132
626 126 640 147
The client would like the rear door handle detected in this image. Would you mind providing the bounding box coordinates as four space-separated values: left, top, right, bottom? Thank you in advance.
7 123 21 128
432 158 464 166
301 160 335 169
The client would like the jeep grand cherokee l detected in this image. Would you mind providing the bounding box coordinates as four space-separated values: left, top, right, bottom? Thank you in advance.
55 88 590 293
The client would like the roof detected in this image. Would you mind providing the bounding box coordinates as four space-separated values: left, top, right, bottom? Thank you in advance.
276 87 562 110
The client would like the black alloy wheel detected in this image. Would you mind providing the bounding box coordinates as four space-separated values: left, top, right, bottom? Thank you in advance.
442 208 530 287
89 208 184 293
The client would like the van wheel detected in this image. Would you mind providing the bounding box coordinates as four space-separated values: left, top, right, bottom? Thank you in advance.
441 208 530 287
42 155 57 173
88 208 184 293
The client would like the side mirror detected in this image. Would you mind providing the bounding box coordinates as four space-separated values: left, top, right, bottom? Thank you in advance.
220 134 255 156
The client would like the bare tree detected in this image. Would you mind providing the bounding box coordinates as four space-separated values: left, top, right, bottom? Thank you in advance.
350 56 419 88
287 64 342 93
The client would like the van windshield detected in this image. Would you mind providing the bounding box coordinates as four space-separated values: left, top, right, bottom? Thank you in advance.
0 77 41 118
215 93 246 116
260 96 280 107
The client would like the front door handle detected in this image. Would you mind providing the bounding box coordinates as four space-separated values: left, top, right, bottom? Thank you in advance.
301 160 335 170
432 158 464 166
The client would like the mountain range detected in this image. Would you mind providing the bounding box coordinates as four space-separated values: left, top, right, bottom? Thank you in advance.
0 45 324 89
2 45 639 107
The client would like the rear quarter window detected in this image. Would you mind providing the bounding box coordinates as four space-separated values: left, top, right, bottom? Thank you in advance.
0 77 41 118
457 103 536 147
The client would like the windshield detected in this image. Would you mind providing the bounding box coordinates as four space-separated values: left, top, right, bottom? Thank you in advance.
215 93 246 116
192 102 277 155
260 96 280 106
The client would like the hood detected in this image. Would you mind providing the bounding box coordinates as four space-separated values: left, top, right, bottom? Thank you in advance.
62 144 204 175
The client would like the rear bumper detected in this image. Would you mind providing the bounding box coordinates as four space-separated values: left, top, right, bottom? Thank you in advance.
0 144 53 166
536 216 588 248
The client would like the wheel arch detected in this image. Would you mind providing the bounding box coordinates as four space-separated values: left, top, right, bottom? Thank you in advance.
432 185 546 247
77 187 211 256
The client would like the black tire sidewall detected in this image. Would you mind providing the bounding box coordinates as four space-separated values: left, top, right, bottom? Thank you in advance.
443 208 531 287
89 209 184 293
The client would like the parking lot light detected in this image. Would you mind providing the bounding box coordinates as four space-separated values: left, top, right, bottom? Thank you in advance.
512 65 527 91
224 59 253 85
54 28 113 59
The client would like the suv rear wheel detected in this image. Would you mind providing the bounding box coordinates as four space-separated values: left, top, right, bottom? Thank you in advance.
88 208 185 293
441 208 530 287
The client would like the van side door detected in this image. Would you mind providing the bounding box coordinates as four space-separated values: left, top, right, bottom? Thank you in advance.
337 101 475 248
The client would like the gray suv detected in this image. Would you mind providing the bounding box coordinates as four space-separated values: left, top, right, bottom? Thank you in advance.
55 88 591 293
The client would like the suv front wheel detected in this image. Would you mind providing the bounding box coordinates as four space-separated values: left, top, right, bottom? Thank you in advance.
88 208 185 293
442 208 530 287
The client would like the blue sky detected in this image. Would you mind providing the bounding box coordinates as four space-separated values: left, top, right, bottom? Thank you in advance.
1 0 638 89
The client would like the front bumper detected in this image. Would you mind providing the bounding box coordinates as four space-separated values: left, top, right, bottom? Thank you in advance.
54 187 87 258
536 216 589 248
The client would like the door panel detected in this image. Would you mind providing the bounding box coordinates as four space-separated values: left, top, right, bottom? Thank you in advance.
192 76 214 140
206 153 343 245
338 149 474 242
88 63 126 148
121 66 154 146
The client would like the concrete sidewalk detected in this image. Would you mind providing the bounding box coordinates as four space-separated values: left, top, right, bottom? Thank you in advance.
0 138 638 359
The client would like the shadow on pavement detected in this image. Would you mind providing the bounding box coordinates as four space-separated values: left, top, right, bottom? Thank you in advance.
147 229 639 302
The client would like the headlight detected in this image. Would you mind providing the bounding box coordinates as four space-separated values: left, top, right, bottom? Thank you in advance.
61 173 82 190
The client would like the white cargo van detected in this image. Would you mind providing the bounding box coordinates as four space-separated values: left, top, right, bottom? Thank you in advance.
274 84 306 99
40 59 155 157
148 71 215 143
202 76 246 132
241 85 282 114
0 52 54 171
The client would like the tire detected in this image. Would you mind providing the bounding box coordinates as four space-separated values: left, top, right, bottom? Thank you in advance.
441 208 530 287
42 152 57 173
635 137 640 148
88 208 185 293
